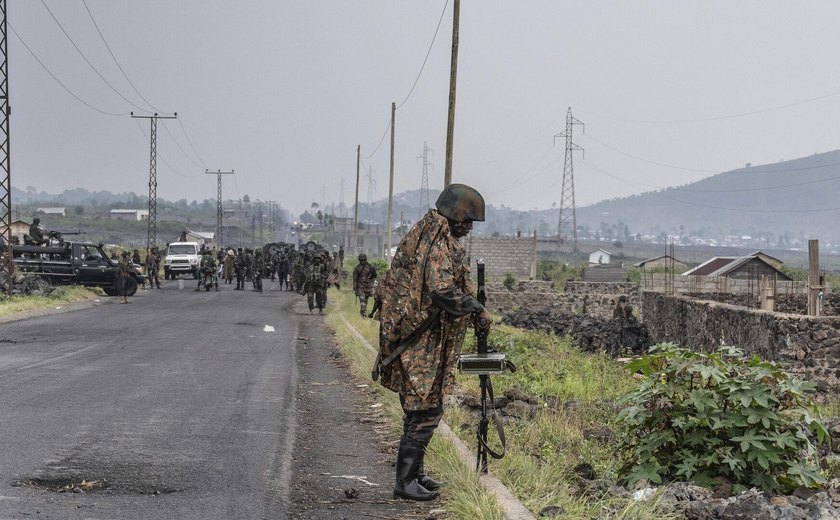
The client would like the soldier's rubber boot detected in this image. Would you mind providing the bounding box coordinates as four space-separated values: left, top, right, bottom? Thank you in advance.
393 437 438 501
417 452 441 491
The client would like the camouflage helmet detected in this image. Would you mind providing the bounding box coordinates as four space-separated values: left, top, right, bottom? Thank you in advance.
358 253 367 262
435 183 485 222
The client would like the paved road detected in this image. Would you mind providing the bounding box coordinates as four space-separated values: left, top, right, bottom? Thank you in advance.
0 280 441 520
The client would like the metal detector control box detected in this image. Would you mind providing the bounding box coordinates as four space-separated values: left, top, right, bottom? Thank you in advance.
458 352 507 375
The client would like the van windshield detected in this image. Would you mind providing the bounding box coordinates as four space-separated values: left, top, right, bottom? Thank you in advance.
168 245 196 255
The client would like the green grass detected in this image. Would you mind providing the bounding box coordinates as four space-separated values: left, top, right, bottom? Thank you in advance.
0 286 101 318
325 288 505 520
326 287 676 519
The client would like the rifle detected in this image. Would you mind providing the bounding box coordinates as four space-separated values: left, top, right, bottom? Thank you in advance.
458 260 513 473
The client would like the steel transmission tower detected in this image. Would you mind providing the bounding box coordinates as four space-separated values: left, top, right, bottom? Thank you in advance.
553 107 584 252
0 0 12 296
131 112 177 254
417 142 433 219
205 169 233 246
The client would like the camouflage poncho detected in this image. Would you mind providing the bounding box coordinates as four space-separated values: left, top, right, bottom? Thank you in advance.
378 209 482 411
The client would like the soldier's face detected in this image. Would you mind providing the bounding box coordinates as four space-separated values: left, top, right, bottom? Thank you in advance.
449 220 473 238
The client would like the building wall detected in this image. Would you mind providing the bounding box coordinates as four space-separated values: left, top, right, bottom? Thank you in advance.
641 292 840 392
464 235 537 280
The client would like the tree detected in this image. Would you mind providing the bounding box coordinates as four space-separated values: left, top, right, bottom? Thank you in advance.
242 194 250 203
73 205 84 215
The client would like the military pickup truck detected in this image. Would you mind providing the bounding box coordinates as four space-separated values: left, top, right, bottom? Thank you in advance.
10 241 145 296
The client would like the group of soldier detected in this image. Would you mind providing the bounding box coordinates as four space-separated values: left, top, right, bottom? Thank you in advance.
188 243 345 314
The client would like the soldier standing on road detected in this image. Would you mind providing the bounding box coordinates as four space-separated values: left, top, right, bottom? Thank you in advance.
223 250 235 284
292 251 305 293
145 246 161 289
353 253 377 318
375 184 492 502
234 248 245 290
252 249 264 292
338 245 345 268
118 251 133 304
304 255 326 314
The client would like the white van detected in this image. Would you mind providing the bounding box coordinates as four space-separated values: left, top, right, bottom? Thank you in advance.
164 242 201 279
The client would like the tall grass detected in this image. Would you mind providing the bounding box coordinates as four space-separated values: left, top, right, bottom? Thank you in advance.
327 287 674 519
0 286 101 318
325 288 505 519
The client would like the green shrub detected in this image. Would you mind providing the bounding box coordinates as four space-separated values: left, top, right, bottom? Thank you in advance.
503 272 516 291
616 343 828 494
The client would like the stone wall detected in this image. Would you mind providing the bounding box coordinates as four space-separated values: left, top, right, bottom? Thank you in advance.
464 235 536 280
484 280 639 319
641 292 840 392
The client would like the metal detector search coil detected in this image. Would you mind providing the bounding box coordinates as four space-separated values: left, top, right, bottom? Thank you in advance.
458 352 507 375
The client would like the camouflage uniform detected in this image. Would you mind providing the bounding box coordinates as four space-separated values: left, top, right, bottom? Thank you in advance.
369 269 391 319
305 258 326 313
223 251 235 284
353 256 377 318
235 248 246 290
292 253 305 293
145 247 161 289
118 252 133 303
252 250 264 292
377 184 489 502
378 209 482 411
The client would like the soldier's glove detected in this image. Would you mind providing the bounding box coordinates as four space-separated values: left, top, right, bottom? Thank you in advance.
475 308 493 333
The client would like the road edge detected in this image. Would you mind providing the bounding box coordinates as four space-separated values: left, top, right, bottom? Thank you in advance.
339 314 536 520
0 294 116 325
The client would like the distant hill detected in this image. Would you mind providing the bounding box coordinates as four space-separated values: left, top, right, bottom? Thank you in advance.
577 150 840 242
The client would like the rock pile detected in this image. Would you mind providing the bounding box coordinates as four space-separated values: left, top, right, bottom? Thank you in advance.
502 307 652 357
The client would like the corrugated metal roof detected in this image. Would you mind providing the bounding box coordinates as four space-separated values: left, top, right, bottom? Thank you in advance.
683 257 738 276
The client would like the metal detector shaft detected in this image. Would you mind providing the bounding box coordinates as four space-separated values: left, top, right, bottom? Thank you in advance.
475 260 489 473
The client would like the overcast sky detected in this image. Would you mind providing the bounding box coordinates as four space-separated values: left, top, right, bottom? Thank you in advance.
9 1 840 218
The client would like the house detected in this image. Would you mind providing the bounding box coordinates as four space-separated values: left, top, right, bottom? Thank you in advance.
36 207 66 216
635 255 688 271
0 219 31 242
749 251 784 269
682 255 791 281
109 209 149 221
588 248 612 265
185 230 215 246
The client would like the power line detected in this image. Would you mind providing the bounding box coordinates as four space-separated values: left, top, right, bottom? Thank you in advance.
80 0 166 114
585 133 717 173
395 0 449 110
363 119 390 160
10 24 128 116
161 120 204 169
133 119 200 178
364 0 449 159
578 88 840 125
177 118 209 169
40 0 151 113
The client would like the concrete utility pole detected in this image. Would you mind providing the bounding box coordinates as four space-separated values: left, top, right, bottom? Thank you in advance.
256 202 264 245
353 145 360 255
553 107 584 254
808 239 822 316
131 112 177 254
387 102 395 258
443 0 460 188
0 0 13 296
204 169 233 247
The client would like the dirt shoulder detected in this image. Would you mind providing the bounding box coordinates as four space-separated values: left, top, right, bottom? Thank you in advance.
287 301 444 520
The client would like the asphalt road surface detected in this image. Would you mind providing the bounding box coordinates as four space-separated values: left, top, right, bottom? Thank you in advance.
0 280 440 520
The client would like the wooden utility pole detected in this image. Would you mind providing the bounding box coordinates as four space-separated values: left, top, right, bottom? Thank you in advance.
353 145 360 255
808 239 822 316
387 102 395 258
443 0 460 188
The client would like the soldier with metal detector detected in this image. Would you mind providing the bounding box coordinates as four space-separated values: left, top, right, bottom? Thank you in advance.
373 184 493 501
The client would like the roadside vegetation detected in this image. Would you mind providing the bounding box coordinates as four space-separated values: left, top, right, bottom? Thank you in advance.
0 286 101 318
325 287 505 519
327 274 840 519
